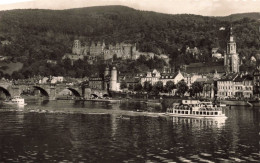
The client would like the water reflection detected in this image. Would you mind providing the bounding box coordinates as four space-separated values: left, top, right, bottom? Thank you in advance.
169 117 226 128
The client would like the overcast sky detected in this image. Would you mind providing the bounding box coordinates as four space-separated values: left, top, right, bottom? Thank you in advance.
0 0 260 16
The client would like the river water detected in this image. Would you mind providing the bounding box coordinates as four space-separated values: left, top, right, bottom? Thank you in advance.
0 100 259 162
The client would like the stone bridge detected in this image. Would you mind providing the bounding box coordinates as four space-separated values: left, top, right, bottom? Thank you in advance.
0 82 108 100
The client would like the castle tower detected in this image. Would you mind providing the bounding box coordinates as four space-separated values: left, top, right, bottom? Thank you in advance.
72 40 81 55
224 26 239 73
110 67 117 91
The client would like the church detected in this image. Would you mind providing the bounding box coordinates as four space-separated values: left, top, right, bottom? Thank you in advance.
183 25 240 75
224 26 240 73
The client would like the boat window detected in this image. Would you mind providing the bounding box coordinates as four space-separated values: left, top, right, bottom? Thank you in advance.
210 112 213 115
215 112 218 115
178 111 180 114
185 111 188 114
196 111 199 114
203 112 206 115
200 112 202 115
182 111 184 114
193 111 195 114
207 112 209 115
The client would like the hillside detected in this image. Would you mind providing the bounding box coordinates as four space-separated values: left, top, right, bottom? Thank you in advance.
215 12 260 21
0 6 259 78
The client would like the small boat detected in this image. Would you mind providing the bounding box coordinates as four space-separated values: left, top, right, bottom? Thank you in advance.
166 100 227 119
3 96 27 106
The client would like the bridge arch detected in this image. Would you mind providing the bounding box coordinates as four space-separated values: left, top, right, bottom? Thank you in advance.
91 94 98 98
0 86 11 98
103 94 109 97
33 86 49 97
67 88 81 97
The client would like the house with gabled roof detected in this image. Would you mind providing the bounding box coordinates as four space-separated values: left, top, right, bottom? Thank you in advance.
233 74 253 98
160 70 184 86
140 69 160 86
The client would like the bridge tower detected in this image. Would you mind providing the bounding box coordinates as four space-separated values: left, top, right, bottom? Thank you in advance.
104 67 110 90
110 67 117 91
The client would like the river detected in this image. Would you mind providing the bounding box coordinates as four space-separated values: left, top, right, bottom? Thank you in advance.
0 100 259 162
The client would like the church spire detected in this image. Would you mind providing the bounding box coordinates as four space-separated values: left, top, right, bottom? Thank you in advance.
229 25 234 42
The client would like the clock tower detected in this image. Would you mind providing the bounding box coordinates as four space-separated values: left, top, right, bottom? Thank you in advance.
224 26 239 73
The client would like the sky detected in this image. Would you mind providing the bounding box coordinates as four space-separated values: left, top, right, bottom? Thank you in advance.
0 0 259 16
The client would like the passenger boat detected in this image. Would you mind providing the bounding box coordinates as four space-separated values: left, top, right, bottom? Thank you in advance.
166 100 227 118
3 96 27 106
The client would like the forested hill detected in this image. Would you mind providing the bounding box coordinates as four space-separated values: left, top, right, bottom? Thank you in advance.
0 6 259 78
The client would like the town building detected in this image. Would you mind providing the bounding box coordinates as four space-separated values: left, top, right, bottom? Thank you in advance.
186 47 199 55
160 70 184 86
217 73 253 99
0 40 11 46
211 48 219 54
39 77 49 84
123 77 140 89
62 53 84 65
184 74 206 88
182 62 225 75
140 69 160 86
211 47 223 59
217 73 238 99
47 60 57 65
50 76 64 84
253 66 260 87
212 52 223 59
202 79 215 99
233 75 253 98
250 56 256 63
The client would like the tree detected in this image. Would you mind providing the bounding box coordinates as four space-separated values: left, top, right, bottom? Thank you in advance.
113 54 118 61
188 88 195 97
152 81 164 95
128 84 134 91
11 71 24 80
134 83 143 92
176 80 188 97
191 81 203 97
120 80 127 90
164 81 176 95
253 85 260 96
143 81 152 93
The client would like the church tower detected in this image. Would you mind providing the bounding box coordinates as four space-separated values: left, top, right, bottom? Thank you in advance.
224 26 239 73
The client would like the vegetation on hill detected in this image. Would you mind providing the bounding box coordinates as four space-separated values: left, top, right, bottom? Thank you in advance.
0 6 259 78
